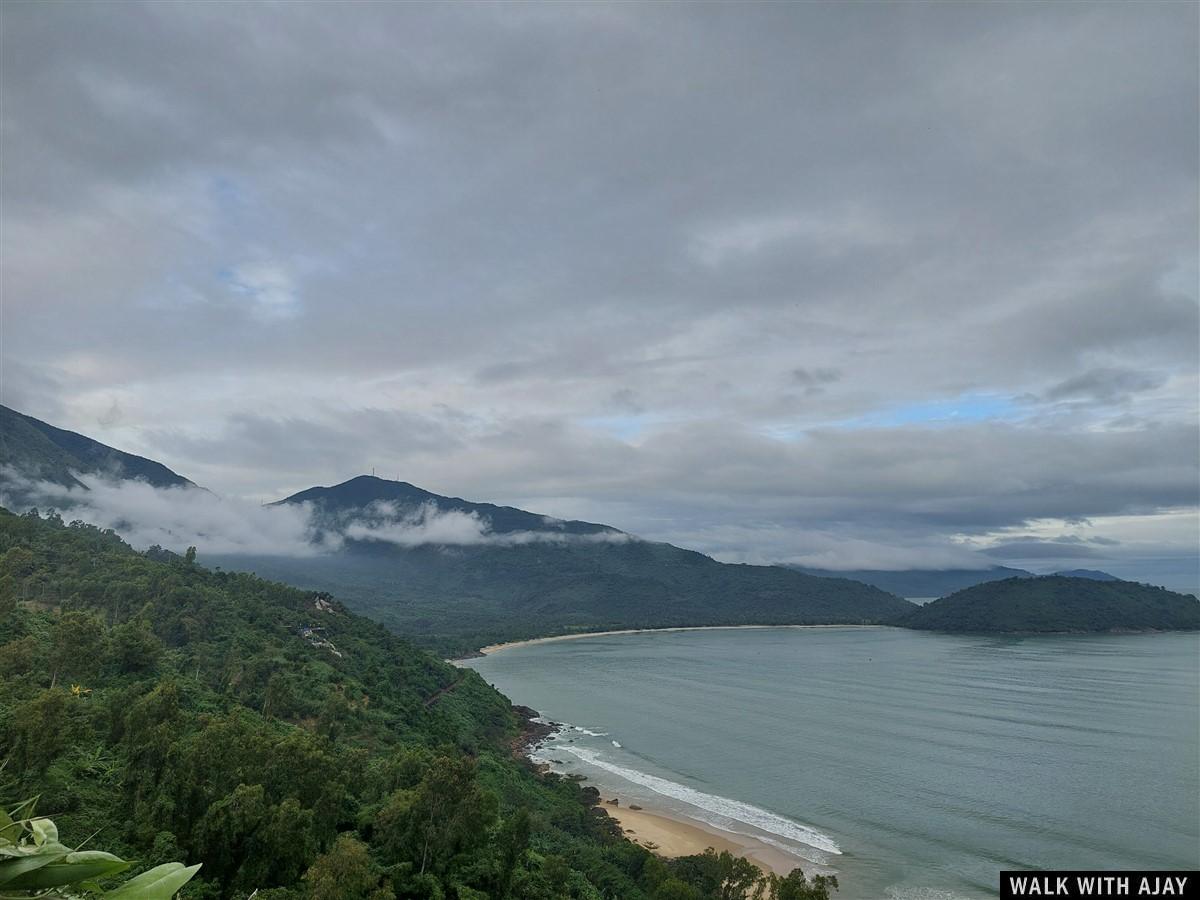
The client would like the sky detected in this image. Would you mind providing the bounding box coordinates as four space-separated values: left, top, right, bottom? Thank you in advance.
1 2 1197 588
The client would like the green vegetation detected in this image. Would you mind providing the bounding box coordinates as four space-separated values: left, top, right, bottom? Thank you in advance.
1 789 201 898
211 477 913 658
898 576 1200 633
213 542 914 660
0 508 836 899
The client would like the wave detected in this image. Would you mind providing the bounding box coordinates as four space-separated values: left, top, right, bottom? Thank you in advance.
884 888 978 900
560 745 841 856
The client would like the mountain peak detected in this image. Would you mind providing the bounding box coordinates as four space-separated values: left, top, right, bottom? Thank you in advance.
278 474 620 537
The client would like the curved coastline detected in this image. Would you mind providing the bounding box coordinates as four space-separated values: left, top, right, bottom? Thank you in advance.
463 623 866 881
472 622 887 658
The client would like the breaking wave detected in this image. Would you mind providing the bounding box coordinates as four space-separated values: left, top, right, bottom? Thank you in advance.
560 744 841 857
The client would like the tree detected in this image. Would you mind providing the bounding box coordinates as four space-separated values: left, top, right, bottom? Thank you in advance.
770 869 838 900
670 850 766 900
374 754 497 878
108 620 163 674
7 689 71 773
49 611 105 688
304 834 393 900
194 783 268 886
0 636 36 677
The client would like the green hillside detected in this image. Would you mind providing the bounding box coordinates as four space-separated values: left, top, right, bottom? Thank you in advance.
0 507 835 900
898 575 1200 633
214 476 913 657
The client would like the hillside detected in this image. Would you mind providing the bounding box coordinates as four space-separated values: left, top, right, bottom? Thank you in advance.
898 576 1200 633
0 507 834 900
214 477 915 656
0 404 194 490
790 566 1034 598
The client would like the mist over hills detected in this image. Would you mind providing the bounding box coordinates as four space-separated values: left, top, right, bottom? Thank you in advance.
0 408 913 654
3 406 1191 653
221 474 913 655
280 474 622 539
0 403 194 491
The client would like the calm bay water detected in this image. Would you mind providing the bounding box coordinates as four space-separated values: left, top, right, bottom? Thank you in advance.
464 626 1200 900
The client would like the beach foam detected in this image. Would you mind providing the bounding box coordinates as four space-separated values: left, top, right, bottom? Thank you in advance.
560 745 841 857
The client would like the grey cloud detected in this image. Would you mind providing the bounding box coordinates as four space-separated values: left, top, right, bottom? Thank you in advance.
982 541 1103 561
1042 368 1167 405
1 2 1196 584
0 471 332 556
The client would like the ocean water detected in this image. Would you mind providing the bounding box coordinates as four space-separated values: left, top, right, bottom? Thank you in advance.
464 626 1200 900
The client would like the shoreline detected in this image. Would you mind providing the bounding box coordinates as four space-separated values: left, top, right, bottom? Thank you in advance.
508 709 826 880
471 626 854 880
600 800 802 877
471 622 885 658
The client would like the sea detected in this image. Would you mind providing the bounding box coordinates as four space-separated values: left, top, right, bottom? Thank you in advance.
463 625 1200 900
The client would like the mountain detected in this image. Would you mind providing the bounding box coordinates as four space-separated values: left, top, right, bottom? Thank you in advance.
280 474 620 537
212 475 916 656
0 403 194 490
790 565 1033 598
898 576 1200 633
4 507 814 899
1051 569 1119 581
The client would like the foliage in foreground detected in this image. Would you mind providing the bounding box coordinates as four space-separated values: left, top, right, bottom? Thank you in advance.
0 508 836 899
0 792 200 898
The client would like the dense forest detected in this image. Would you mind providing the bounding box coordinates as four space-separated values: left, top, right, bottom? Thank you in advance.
899 575 1200 632
0 508 836 900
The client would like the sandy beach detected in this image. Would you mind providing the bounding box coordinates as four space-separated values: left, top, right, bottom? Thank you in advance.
462 625 846 878
602 801 801 876
474 623 881 657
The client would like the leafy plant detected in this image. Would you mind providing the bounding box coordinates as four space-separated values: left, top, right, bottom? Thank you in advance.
0 792 199 899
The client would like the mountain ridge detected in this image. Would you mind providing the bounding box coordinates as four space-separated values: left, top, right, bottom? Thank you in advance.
278 474 621 537
898 575 1200 633
0 403 195 491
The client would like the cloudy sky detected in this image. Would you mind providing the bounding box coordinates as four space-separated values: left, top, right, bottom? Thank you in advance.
2 2 1197 587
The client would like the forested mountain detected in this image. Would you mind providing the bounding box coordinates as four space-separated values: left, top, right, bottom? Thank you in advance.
0 507 835 900
789 566 1034 598
898 576 1200 633
789 566 1125 598
0 404 194 491
214 477 914 657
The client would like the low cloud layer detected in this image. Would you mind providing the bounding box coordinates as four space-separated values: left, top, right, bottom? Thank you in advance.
0 474 634 557
1 470 328 556
340 500 632 548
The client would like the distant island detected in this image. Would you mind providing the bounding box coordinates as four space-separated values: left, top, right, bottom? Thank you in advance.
898 576 1200 633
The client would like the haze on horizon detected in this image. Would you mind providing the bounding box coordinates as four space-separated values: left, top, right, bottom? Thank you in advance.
1 2 1197 588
